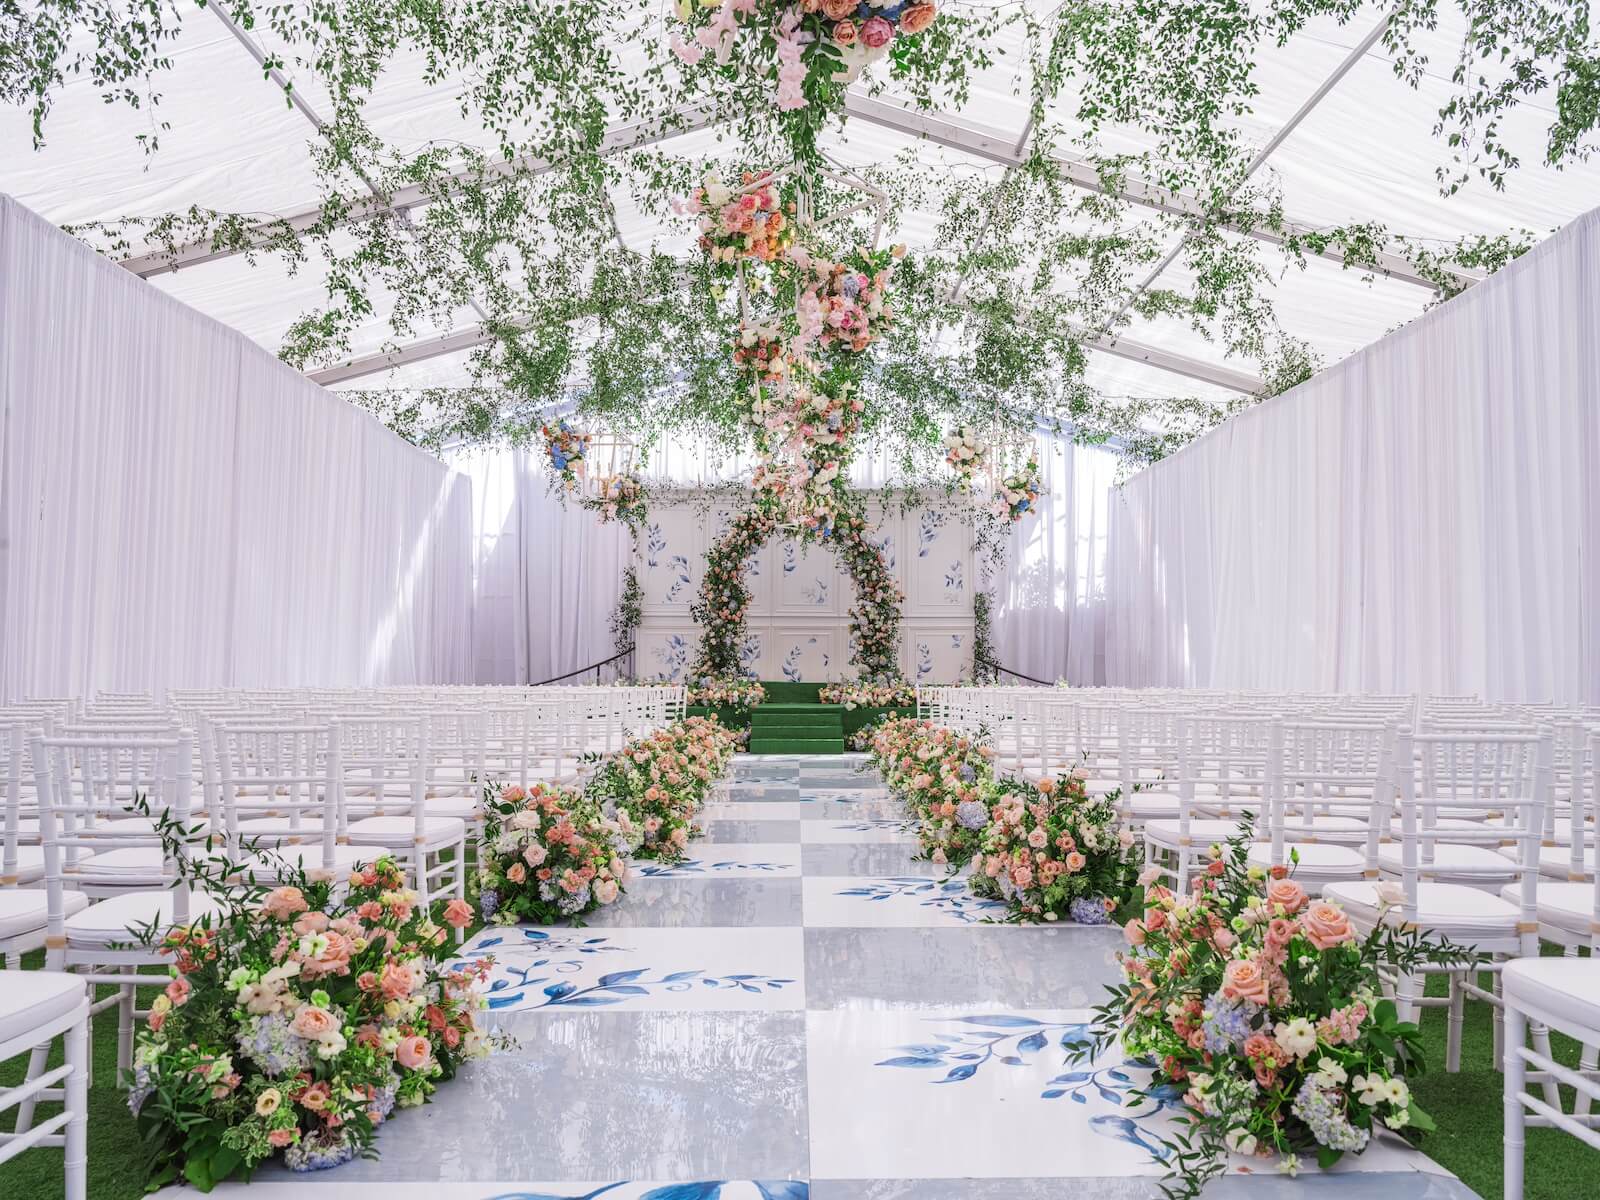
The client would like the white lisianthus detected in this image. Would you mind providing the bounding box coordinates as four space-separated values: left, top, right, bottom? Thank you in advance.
1384 1076 1410 1107
1310 1056 1347 1088
1224 1128 1258 1156
1274 1017 1319 1060
1353 1073 1388 1107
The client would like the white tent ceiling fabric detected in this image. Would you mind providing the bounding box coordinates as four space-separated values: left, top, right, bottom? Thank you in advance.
2 6 1598 408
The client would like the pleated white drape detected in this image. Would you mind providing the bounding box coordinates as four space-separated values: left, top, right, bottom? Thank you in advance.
0 196 475 698
1106 207 1600 704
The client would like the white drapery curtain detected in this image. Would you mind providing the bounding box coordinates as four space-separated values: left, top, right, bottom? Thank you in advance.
453 434 1122 685
1106 207 1600 704
0 196 476 699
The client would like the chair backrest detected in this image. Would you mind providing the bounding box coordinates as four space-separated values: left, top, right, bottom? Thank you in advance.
1275 719 1396 867
332 715 427 838
1176 713 1279 826
30 733 197 954
212 722 339 865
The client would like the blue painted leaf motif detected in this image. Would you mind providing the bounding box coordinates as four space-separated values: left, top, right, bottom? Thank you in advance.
956 1015 1043 1028
639 1185 725 1200
1000 1055 1025 1066
477 936 504 948
1107 1069 1131 1083
488 979 509 992
1071 1091 1087 1104
662 970 701 982
1049 1072 1093 1084
896 1044 950 1057
601 985 649 995
951 1053 983 1061
754 1183 810 1200
875 1056 946 1068
1017 1031 1048 1053
934 1063 978 1083
1089 1114 1171 1162
543 982 576 1000
559 995 622 1007
1041 1089 1066 1099
1095 1082 1122 1103
597 969 646 988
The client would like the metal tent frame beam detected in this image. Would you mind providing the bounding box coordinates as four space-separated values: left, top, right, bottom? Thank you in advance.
304 316 1263 393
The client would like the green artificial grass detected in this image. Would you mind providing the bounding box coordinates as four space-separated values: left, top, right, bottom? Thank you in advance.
749 702 844 755
4 944 1593 1198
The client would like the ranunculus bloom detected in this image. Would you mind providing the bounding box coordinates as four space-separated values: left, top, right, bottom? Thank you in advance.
395 1035 431 1070
860 15 894 48
1302 901 1355 949
1221 958 1271 1005
291 1005 338 1041
1266 878 1308 915
262 886 308 920
442 898 474 928
900 3 937 35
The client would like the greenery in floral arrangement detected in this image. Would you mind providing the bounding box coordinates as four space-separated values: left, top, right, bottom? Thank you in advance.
967 771 1141 925
541 419 591 491
610 564 643 655
121 827 493 1190
848 712 894 751
866 715 994 870
582 472 649 527
818 679 916 710
687 677 768 710
476 782 640 925
1068 825 1481 1198
582 716 742 862
987 457 1042 523
691 491 782 678
971 590 997 683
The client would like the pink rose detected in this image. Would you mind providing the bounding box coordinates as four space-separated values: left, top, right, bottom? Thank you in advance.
1266 878 1308 915
1064 851 1087 873
442 898 474 929
506 862 527 883
1302 901 1355 950
900 3 937 35
1221 958 1271 1005
268 1128 296 1148
1212 927 1236 951
292 911 330 936
291 1005 338 1040
833 19 856 45
1123 918 1146 946
261 886 308 920
395 1035 432 1070
379 961 417 1001
165 976 191 1007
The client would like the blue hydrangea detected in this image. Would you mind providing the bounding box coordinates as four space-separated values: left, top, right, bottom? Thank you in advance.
1291 1080 1370 1153
237 1011 312 1078
558 883 592 915
1068 896 1111 925
1200 993 1258 1056
955 800 989 830
126 1065 153 1115
958 764 977 783
479 888 500 919
284 1129 356 1172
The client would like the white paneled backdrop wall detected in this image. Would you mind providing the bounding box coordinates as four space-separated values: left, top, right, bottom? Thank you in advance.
634 493 975 683
0 196 475 699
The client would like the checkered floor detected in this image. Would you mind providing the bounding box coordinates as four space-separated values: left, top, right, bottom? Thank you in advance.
203 755 1473 1199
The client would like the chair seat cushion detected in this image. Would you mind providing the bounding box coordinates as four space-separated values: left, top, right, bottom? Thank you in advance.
346 815 466 847
236 818 328 839
423 796 481 819
238 844 372 883
64 891 223 948
0 970 86 1043
6 846 98 884
0 889 89 940
1145 818 1257 846
1376 842 1520 881
1500 882 1596 935
1503 957 1600 1033
1245 841 1365 877
1324 879 1520 937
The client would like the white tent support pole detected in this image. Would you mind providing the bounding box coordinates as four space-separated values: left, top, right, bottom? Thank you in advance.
840 94 1470 292
306 316 1260 394
1098 12 1401 333
116 104 719 277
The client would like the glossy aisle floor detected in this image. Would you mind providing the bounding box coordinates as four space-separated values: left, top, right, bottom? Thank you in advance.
191 755 1476 1199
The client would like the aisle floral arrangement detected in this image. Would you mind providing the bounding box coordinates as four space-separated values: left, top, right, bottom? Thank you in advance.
687 676 767 710
967 771 1138 923
126 855 492 1189
477 782 639 925
541 418 591 489
819 678 916 709
867 716 994 870
584 715 742 862
1069 828 1479 1196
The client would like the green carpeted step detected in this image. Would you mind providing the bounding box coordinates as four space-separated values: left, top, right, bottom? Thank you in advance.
758 682 825 705
755 723 845 740
753 714 842 730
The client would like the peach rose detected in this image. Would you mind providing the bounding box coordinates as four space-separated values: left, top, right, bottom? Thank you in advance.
1221 958 1271 1005
900 3 937 36
1123 918 1146 946
293 911 330 936
379 961 416 1000
395 1035 432 1070
291 1005 338 1041
1064 851 1087 873
833 18 856 45
506 862 526 883
442 898 474 929
821 0 855 19
1302 901 1355 950
1266 878 1308 915
261 886 308 920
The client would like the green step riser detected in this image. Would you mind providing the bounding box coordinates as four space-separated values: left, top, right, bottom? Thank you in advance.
748 742 845 755
753 725 845 739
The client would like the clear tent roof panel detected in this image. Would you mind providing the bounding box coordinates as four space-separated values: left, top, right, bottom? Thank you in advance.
2 4 1598 420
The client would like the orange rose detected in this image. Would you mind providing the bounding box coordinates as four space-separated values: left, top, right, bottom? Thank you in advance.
1221 958 1271 1005
1302 901 1355 950
1265 878 1308 915
900 3 937 35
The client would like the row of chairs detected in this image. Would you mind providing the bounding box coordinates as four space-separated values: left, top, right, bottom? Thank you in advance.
0 683 684 1199
919 685 1600 1199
